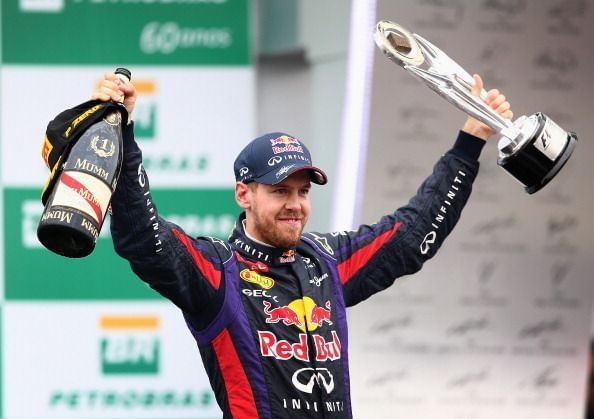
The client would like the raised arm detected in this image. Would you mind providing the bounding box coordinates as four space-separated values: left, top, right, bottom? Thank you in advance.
94 73 229 329
306 75 512 307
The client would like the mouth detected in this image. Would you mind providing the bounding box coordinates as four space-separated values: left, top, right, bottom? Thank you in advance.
278 217 302 227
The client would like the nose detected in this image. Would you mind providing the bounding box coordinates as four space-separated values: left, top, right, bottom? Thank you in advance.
284 191 301 211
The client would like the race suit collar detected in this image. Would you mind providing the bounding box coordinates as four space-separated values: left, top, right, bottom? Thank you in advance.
229 212 297 265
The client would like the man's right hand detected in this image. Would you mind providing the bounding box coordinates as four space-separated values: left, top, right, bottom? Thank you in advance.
91 71 137 123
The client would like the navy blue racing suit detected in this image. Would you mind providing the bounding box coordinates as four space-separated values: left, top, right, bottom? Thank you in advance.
110 123 485 418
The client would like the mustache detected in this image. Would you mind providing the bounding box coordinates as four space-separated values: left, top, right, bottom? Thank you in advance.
278 212 303 219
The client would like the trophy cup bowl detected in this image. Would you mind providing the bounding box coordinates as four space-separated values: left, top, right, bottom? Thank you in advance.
374 20 578 194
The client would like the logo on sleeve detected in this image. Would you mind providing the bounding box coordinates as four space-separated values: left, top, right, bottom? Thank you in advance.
420 231 437 255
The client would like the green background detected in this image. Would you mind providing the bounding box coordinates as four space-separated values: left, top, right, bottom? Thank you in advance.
1 0 250 65
4 187 237 300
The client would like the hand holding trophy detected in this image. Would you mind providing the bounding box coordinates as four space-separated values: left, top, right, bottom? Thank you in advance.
374 21 577 194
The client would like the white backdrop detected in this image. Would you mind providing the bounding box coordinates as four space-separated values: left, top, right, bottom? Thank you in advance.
349 1 594 418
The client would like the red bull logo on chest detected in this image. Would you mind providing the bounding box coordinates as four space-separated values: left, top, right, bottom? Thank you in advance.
257 297 340 362
258 330 341 362
263 300 303 327
310 301 332 327
261 297 332 333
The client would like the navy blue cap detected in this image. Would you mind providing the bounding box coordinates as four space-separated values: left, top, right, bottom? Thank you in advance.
234 132 328 185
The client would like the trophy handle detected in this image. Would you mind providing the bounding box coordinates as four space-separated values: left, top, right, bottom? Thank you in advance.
375 20 520 141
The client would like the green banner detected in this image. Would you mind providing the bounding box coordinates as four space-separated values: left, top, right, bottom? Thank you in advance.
1 0 250 65
4 187 238 300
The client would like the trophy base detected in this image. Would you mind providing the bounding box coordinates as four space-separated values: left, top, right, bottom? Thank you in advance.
37 206 98 258
497 113 577 194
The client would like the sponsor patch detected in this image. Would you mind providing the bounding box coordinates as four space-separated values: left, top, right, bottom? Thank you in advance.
270 134 300 146
292 367 335 394
275 164 296 179
262 297 332 333
258 330 341 362
240 269 275 289
280 249 296 263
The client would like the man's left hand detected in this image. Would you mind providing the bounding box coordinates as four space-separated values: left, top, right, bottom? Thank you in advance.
462 74 513 141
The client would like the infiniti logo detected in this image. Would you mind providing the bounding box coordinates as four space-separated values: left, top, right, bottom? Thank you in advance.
268 156 283 166
292 368 335 394
137 164 146 188
421 171 465 255
420 231 436 255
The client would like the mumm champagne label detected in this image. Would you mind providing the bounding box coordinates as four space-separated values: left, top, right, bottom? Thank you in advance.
51 170 111 225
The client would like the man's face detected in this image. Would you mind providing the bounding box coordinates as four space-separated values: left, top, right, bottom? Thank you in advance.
240 171 311 248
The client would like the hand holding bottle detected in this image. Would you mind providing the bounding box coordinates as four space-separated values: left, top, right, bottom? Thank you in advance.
92 70 137 123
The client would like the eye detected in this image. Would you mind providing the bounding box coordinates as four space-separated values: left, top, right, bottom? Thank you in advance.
300 188 310 196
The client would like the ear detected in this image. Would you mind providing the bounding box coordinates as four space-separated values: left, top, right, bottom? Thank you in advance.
235 182 251 209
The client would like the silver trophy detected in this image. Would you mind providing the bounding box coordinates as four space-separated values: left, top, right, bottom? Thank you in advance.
374 20 577 194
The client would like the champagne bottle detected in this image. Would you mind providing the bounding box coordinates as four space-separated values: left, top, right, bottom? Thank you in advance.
37 68 131 258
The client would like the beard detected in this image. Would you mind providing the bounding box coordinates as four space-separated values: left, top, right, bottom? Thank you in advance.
251 210 306 248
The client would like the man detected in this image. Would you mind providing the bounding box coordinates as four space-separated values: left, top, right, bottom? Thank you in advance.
94 71 511 418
